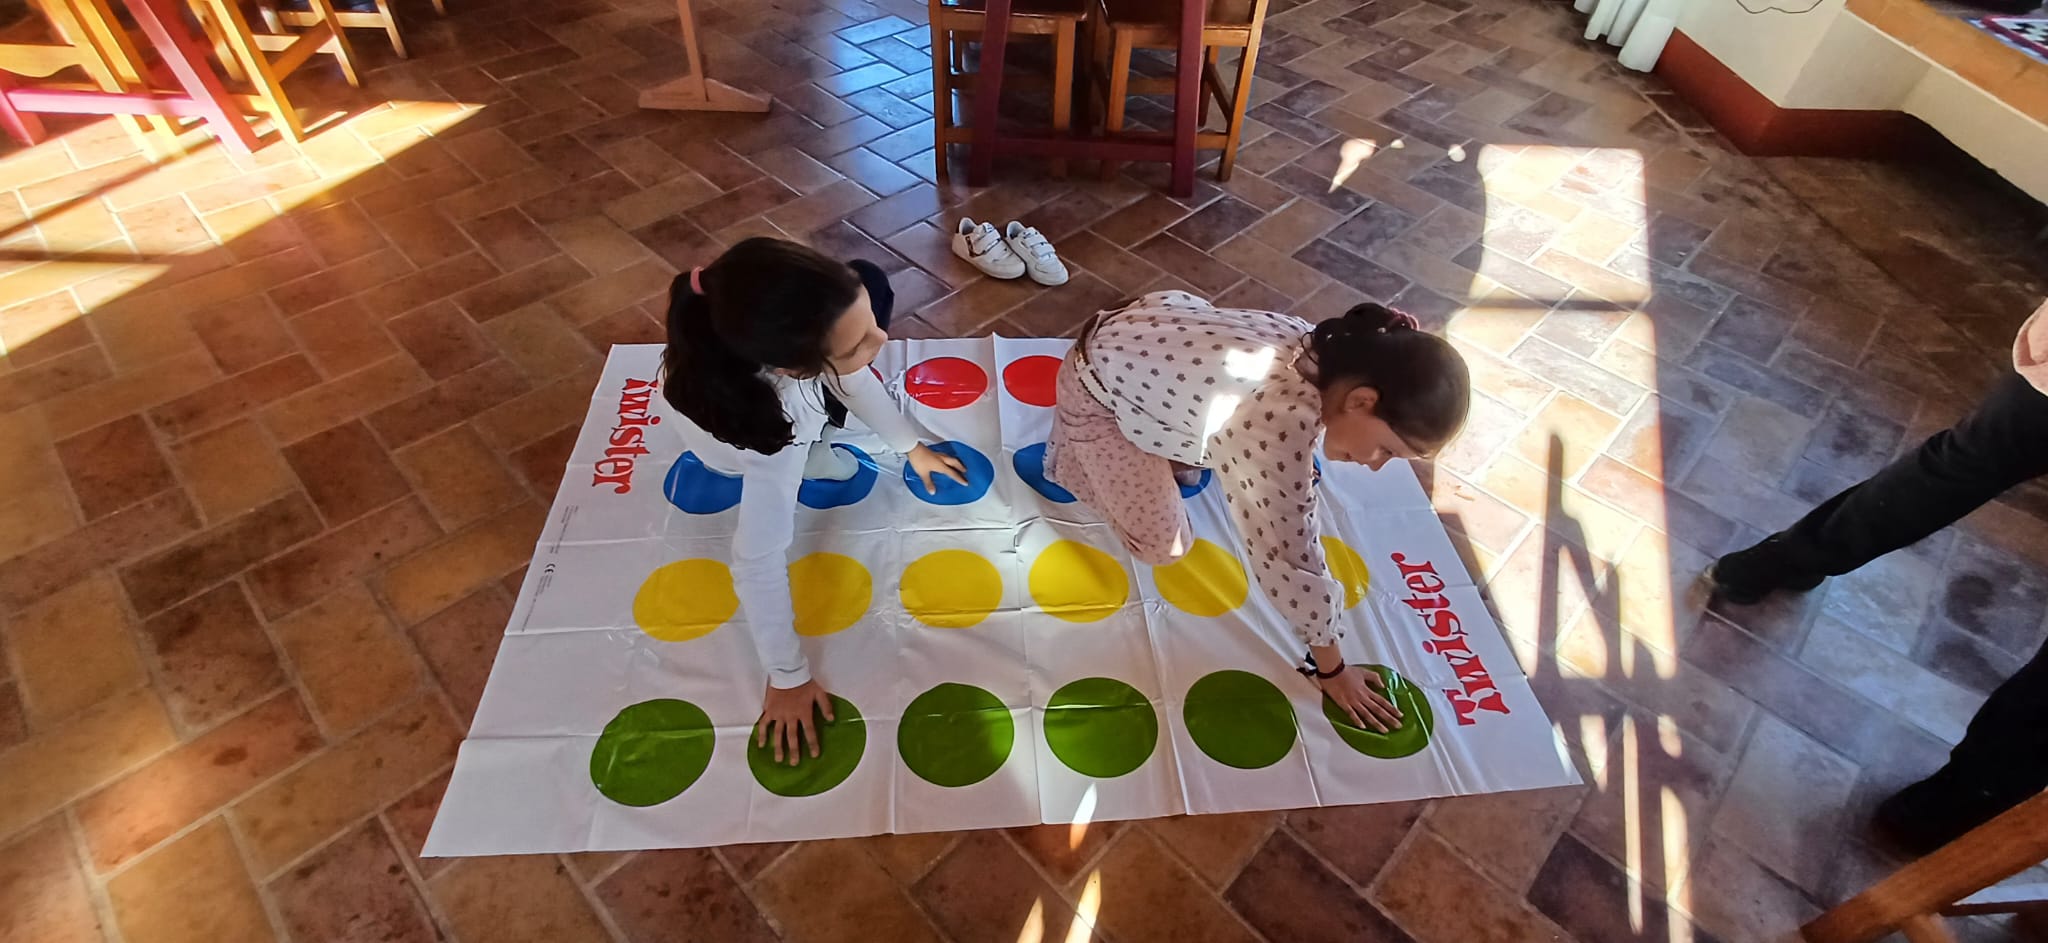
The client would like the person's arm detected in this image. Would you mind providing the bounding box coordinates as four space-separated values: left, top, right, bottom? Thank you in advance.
1213 406 1403 732
833 364 923 454
1212 414 1342 652
729 443 809 688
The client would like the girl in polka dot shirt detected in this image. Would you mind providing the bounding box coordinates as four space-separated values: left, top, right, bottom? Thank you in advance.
1046 291 1472 730
663 238 967 767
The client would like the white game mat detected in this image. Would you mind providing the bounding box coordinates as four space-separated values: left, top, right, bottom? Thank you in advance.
423 338 1578 856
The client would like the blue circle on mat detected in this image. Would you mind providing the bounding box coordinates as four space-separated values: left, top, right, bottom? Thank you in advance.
1178 467 1212 499
1013 442 1075 504
798 444 879 510
664 452 744 514
903 441 994 506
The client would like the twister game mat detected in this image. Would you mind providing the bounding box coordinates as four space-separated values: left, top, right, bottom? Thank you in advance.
423 339 1578 856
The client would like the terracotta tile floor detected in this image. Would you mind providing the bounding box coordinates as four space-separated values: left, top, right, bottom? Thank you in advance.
4 0 2048 939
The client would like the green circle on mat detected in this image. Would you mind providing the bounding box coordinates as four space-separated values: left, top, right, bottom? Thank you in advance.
1183 670 1298 770
589 698 715 807
1322 664 1434 759
747 694 866 797
1044 677 1157 778
898 683 1015 787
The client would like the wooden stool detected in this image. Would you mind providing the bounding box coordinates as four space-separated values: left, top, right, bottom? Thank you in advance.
1804 791 2048 943
927 0 1088 179
1091 0 1267 180
187 0 359 141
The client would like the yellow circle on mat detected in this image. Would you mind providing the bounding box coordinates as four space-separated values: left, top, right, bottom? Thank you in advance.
633 559 738 641
790 553 872 636
1322 536 1370 610
1029 540 1128 623
901 550 1003 629
1153 539 1249 617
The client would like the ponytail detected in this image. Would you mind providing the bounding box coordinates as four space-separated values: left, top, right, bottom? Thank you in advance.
1307 303 1471 451
659 238 861 455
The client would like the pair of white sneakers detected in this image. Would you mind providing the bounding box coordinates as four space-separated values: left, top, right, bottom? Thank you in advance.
951 219 1069 286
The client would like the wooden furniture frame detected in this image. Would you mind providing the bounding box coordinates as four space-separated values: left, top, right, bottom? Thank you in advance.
1092 0 1267 181
927 0 1089 178
187 0 358 142
0 0 259 156
963 0 1202 197
638 0 768 112
1804 791 2048 943
269 0 442 61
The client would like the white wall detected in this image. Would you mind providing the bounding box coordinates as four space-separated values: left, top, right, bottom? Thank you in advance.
1903 70 2048 201
1676 0 1851 101
1779 13 1927 109
1673 0 2048 202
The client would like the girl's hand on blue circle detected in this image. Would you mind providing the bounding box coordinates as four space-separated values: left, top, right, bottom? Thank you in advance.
907 443 969 495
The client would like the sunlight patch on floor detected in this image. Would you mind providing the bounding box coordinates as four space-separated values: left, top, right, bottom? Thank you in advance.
0 100 480 355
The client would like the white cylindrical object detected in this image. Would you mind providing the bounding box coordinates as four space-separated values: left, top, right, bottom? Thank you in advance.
1585 0 1621 40
1611 0 1650 45
1617 13 1675 71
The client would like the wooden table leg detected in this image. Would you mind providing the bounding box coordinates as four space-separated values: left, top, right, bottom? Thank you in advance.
1169 0 1199 198
967 0 1010 187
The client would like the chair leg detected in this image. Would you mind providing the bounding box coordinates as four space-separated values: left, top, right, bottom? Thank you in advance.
191 3 248 83
1218 40 1258 181
1050 18 1074 178
1200 45 1218 126
301 0 362 86
374 0 407 57
0 82 48 146
39 0 171 156
929 16 951 180
194 0 304 139
1100 29 1130 181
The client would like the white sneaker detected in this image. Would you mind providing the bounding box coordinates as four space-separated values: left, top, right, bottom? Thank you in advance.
1003 221 1069 286
803 440 860 481
951 218 1026 279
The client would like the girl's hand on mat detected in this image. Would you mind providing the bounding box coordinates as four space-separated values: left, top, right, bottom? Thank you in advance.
758 680 836 766
1320 668 1402 732
907 444 969 494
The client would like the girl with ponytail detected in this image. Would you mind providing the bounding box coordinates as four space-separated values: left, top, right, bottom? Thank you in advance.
662 237 966 767
1046 291 1471 731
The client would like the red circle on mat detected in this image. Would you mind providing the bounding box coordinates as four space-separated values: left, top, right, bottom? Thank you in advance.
1003 355 1061 408
904 357 988 409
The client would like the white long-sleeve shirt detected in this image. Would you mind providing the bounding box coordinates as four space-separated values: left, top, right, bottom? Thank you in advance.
666 366 923 688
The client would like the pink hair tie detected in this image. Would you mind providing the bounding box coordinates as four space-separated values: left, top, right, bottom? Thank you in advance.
1383 306 1420 332
689 266 705 294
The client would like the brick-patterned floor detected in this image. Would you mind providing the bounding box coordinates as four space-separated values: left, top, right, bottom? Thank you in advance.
4 0 2047 939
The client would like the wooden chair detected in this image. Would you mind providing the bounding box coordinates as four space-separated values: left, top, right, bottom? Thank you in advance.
1803 791 2048 943
186 0 358 141
265 0 440 61
1090 0 1267 180
0 0 259 156
927 0 1089 178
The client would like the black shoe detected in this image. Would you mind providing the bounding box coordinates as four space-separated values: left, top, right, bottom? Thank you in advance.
1706 536 1824 605
1872 773 2022 857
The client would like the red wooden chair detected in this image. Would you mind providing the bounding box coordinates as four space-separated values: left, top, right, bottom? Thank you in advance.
0 0 259 157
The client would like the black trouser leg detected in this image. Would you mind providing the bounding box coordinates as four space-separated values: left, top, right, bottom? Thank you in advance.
825 259 895 428
1723 372 2048 584
1945 633 2048 800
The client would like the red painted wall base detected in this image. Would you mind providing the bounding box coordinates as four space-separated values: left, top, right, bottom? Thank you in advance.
1653 30 1945 159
